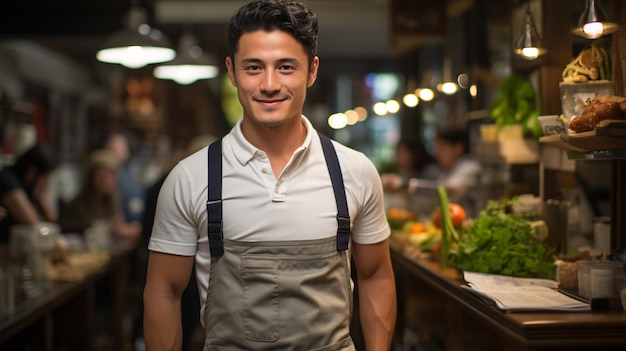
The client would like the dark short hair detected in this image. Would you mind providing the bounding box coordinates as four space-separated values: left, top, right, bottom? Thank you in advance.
436 124 470 152
227 0 318 65
11 143 58 180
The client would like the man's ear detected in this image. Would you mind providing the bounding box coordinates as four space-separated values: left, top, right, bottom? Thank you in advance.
225 56 237 87
307 56 320 88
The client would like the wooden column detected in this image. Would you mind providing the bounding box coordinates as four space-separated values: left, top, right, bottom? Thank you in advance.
610 1 626 251
540 0 573 115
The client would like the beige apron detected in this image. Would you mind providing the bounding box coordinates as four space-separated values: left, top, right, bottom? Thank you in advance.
203 135 355 350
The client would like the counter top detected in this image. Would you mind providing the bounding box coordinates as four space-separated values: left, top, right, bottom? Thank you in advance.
390 244 626 350
0 237 138 349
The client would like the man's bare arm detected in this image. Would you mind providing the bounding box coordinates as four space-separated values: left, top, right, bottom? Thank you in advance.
143 251 195 351
352 239 397 351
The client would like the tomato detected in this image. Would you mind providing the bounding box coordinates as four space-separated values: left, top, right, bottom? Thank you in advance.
432 203 466 228
409 222 425 233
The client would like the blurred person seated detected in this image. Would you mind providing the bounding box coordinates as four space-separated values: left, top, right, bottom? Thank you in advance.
0 143 59 243
58 149 140 239
104 132 145 224
381 138 441 192
433 123 481 217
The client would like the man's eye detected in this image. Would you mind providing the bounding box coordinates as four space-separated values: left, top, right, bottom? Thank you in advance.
245 66 262 71
279 65 296 71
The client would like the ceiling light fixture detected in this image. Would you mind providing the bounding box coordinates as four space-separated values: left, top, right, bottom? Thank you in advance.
513 0 546 60
154 32 219 85
572 0 619 39
96 5 176 69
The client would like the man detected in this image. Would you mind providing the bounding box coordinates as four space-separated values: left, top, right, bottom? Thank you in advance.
433 124 481 217
104 132 145 223
143 1 396 350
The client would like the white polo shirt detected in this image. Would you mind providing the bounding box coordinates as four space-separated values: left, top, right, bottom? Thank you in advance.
148 116 390 314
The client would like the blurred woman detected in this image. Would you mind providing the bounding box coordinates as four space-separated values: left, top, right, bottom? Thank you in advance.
0 143 59 242
58 149 140 239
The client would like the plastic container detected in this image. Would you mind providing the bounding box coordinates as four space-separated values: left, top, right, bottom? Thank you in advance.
577 260 623 298
559 80 615 126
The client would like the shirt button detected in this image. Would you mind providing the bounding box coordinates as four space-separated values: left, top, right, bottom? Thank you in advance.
262 168 268 174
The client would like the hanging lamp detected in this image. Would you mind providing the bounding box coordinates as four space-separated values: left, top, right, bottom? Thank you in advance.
154 32 219 85
572 0 619 39
513 0 546 60
96 5 176 69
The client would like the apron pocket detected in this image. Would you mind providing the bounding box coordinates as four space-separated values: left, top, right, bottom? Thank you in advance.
241 261 280 342
309 336 355 351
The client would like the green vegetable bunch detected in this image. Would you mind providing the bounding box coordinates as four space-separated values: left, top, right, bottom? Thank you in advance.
450 199 555 280
489 74 543 139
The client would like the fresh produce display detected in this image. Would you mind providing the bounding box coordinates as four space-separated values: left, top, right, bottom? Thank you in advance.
407 222 441 252
387 206 442 256
435 186 462 269
389 190 554 280
450 198 556 280
488 74 542 139
386 207 417 230
562 44 610 83
432 203 466 229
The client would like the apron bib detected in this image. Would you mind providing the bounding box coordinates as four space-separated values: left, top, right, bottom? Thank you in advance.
203 135 356 351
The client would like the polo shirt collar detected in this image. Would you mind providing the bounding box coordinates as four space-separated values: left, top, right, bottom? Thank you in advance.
231 115 315 166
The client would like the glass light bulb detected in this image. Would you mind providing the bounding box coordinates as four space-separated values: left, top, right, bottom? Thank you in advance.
582 22 604 39
521 47 540 60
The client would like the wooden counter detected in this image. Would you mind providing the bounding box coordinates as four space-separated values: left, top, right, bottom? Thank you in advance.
391 246 626 351
0 237 137 350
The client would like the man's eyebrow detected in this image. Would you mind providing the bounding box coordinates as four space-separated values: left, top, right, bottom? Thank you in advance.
240 57 301 65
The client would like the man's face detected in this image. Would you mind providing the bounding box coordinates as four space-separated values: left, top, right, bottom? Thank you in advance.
434 139 463 171
225 30 319 128
93 167 118 195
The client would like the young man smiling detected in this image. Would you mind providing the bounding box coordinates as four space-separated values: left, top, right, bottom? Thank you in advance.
143 1 396 350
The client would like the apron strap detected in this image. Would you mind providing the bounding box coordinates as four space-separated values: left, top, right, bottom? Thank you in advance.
206 134 351 255
207 139 224 257
318 134 351 251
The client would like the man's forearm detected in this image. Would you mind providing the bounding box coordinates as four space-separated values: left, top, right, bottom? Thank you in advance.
358 274 397 351
143 293 184 351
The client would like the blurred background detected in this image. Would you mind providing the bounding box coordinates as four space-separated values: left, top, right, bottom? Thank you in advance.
0 0 524 193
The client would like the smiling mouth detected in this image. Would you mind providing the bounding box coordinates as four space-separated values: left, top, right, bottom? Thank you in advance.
256 97 287 107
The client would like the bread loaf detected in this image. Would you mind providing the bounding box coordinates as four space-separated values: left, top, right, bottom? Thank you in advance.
595 95 626 117
569 97 623 133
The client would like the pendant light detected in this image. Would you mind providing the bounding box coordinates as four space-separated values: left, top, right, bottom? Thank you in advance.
513 0 546 60
154 32 219 85
96 4 176 69
572 0 619 39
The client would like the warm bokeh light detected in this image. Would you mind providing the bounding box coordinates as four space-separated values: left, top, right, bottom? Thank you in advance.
417 88 434 101
354 106 368 121
440 82 458 95
385 99 400 114
469 84 478 97
402 93 419 107
373 102 388 116
328 113 348 129
345 109 359 125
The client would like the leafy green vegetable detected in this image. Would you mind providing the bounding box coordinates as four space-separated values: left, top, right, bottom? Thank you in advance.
489 75 543 139
450 199 555 279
